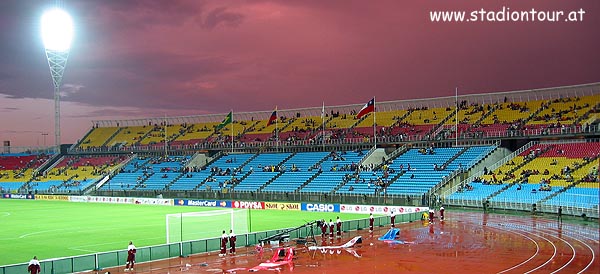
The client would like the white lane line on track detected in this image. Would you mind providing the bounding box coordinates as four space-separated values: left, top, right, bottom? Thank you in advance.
560 225 599 274
549 232 576 274
451 213 598 274
455 216 543 274
564 234 596 274
515 218 593 274
458 215 557 274
523 218 597 274
496 229 540 274
502 222 557 274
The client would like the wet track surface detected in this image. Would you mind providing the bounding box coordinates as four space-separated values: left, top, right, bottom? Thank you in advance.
95 212 599 274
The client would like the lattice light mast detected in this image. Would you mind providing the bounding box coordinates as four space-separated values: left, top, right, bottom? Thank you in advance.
41 7 73 152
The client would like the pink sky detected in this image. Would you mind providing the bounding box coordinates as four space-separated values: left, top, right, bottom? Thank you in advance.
0 0 598 147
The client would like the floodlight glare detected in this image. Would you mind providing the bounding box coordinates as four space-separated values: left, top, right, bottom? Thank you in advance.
41 7 74 150
41 8 73 52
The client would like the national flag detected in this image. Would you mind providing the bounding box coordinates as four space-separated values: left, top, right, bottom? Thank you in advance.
356 97 375 119
216 111 232 130
267 107 277 126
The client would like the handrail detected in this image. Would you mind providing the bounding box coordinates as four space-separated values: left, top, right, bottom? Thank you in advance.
443 140 538 197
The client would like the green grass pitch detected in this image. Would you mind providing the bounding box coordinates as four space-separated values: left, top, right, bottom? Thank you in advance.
0 199 365 265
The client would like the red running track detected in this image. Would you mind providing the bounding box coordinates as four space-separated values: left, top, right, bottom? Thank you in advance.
94 211 599 274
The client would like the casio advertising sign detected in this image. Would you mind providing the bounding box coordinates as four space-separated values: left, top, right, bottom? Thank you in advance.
301 203 340 212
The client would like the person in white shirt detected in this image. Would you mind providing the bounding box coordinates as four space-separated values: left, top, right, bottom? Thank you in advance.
220 230 229 256
125 241 136 271
28 256 40 274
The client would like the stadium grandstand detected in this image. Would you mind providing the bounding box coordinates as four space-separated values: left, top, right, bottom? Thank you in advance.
1 83 599 218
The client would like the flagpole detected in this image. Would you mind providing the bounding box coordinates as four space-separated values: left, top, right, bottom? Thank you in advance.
231 109 234 153
455 87 458 146
164 114 168 158
373 97 377 148
275 106 279 152
321 102 325 152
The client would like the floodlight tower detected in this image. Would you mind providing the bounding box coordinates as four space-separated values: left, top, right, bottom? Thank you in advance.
41 7 73 152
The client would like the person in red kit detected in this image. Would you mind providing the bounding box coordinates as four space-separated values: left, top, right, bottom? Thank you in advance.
429 209 435 223
229 229 237 255
369 213 374 233
125 241 136 271
329 219 335 238
439 206 445 221
27 256 41 274
320 219 327 238
219 230 228 257
336 216 342 238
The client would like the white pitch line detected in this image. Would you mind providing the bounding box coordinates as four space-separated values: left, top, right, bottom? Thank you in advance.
0 212 10 217
19 228 66 239
68 247 100 253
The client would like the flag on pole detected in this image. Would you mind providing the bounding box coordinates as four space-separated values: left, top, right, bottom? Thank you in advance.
216 111 232 130
356 97 375 119
267 107 277 126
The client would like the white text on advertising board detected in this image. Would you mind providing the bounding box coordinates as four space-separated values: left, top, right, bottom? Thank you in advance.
234 201 265 209
306 203 334 212
188 200 217 207
10 194 31 199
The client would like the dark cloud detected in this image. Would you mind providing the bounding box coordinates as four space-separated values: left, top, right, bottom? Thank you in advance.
202 7 244 29
0 0 599 147
72 0 205 30
1 107 20 112
63 108 146 119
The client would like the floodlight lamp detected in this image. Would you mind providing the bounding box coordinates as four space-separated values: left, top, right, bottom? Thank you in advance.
41 8 74 52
